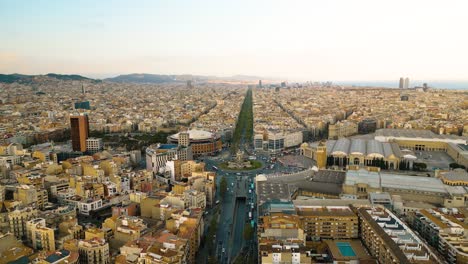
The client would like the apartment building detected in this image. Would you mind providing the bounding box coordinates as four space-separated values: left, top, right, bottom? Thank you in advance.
8 206 38 240
146 144 193 174
357 207 441 263
328 121 358 140
411 209 468 264
77 238 110 264
26 218 55 251
184 190 206 209
14 185 49 210
295 206 358 240
86 137 103 154
254 131 303 152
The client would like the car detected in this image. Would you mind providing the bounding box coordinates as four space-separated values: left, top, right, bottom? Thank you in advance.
222 248 225 253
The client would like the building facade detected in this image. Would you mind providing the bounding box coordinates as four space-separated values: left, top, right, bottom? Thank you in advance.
295 206 358 240
86 138 103 154
78 238 110 264
146 144 193 174
168 129 222 156
357 207 441 264
70 114 89 152
411 209 468 264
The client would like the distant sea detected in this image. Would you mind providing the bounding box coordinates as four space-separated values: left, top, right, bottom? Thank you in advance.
335 81 468 90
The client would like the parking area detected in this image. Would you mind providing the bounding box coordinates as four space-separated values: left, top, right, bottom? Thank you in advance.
415 151 455 170
279 154 316 168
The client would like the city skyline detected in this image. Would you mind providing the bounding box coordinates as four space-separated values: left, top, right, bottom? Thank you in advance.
1 0 468 81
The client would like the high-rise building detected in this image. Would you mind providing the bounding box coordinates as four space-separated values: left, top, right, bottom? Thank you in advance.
258 79 262 88
404 77 410 88
187 80 193 89
74 101 91 110
399 77 404 88
70 114 89 152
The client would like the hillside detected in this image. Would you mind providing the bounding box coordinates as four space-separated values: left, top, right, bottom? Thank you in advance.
104 73 179 83
0 73 97 84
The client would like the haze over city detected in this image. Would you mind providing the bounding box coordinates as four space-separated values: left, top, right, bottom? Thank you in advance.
1 1 468 264
1 0 468 81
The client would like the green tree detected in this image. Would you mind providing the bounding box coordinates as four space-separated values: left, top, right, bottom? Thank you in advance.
450 163 466 169
220 177 227 198
413 162 427 171
206 213 218 255
243 223 254 240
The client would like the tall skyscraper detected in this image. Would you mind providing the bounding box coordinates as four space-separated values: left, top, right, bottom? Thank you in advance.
70 114 89 152
187 80 193 89
404 77 410 89
258 80 262 88
399 77 404 88
81 84 86 94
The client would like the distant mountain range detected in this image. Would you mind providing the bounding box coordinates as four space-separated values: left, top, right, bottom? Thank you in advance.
0 72 269 85
0 73 97 84
104 73 180 83
104 73 265 84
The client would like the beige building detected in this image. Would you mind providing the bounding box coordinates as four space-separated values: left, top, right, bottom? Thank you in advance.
183 190 206 209
78 238 110 264
26 218 55 251
295 206 358 240
14 185 49 209
437 169 468 186
114 216 147 246
8 206 38 239
344 169 468 207
259 244 312 264
358 207 441 264
328 121 358 140
447 143 468 169
259 213 305 243
411 209 468 264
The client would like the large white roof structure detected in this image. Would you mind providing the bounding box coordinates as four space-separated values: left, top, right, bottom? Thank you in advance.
169 129 215 141
326 138 402 158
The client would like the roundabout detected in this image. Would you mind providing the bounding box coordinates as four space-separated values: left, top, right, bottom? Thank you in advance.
219 160 263 171
218 150 264 171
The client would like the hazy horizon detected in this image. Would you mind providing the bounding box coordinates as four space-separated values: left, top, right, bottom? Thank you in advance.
1 0 468 81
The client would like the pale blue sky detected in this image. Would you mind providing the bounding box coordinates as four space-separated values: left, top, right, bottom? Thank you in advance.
1 0 467 81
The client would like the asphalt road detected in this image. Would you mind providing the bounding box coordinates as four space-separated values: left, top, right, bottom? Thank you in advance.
196 148 306 263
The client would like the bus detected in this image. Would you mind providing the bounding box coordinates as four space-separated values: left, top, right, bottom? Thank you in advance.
248 212 252 219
